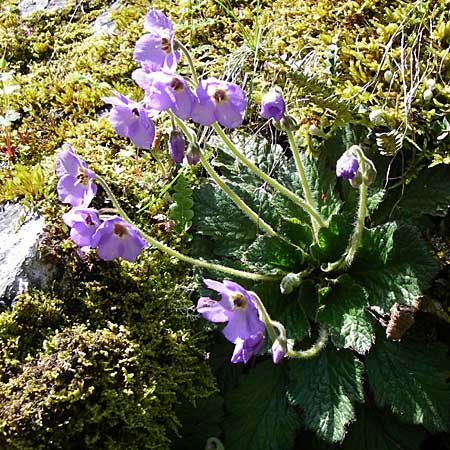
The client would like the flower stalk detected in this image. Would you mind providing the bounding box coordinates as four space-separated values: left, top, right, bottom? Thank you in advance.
172 114 278 237
94 174 277 282
213 123 327 228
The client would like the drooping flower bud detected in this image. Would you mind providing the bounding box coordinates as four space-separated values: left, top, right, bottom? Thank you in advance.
186 142 201 165
168 130 185 164
336 152 359 180
271 337 287 364
280 272 302 295
260 89 286 121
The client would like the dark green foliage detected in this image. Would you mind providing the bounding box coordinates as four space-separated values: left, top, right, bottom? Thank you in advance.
168 173 194 233
223 360 299 450
191 125 449 449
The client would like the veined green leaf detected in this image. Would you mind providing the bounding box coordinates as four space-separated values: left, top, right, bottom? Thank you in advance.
351 223 439 312
223 360 299 450
366 331 450 433
288 347 364 443
341 402 427 450
317 275 373 354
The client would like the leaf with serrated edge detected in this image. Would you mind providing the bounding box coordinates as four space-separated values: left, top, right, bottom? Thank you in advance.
288 347 364 443
351 223 439 312
366 330 450 433
318 275 373 354
341 402 427 450
224 360 299 450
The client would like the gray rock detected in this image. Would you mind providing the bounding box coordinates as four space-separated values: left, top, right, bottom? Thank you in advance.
91 1 120 35
18 0 66 16
0 203 52 305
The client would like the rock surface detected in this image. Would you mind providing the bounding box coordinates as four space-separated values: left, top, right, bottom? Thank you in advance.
0 203 50 305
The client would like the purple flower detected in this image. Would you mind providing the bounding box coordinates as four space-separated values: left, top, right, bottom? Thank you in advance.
191 78 247 128
231 332 265 364
260 90 286 121
56 144 97 207
103 93 155 149
133 9 179 73
91 216 148 262
62 207 101 247
336 152 359 180
132 70 195 119
197 279 265 362
168 130 185 164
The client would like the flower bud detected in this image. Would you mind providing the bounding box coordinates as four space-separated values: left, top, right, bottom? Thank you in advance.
168 130 185 164
260 89 286 121
384 70 394 83
369 109 386 127
423 89 433 102
279 114 299 132
271 338 287 364
336 151 359 180
186 142 201 165
362 158 377 185
280 272 301 295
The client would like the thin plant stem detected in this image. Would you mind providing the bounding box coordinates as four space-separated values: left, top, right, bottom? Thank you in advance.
94 174 277 282
287 326 328 359
172 114 278 237
175 39 199 85
213 123 327 228
285 128 323 234
250 291 279 343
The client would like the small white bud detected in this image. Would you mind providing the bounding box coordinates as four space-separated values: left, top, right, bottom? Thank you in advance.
423 89 434 102
425 78 436 90
369 109 386 127
384 70 393 83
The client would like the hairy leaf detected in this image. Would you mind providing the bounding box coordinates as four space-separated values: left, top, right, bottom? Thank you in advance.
366 331 450 433
223 360 299 450
288 347 364 443
317 275 373 354
341 402 427 450
168 174 194 233
351 223 439 311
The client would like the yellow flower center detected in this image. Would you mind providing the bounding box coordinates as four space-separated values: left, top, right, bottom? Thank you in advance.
212 89 227 103
113 223 128 238
231 292 247 309
161 37 172 54
170 78 183 91
76 168 88 186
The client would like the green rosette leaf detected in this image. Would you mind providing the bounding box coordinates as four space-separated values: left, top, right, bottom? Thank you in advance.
223 360 299 450
317 275 373 354
350 223 439 312
310 214 352 264
366 331 450 433
288 347 364 443
341 403 427 450
243 234 305 275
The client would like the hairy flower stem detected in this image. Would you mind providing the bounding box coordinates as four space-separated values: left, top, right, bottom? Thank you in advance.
213 123 327 228
287 326 328 359
175 40 199 85
94 175 277 282
250 291 282 343
344 148 367 268
286 128 323 235
172 114 278 237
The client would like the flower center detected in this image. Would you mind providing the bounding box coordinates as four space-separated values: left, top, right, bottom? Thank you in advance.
212 89 227 103
161 37 172 54
113 223 128 238
76 168 88 186
131 107 140 116
84 214 94 226
231 292 247 309
170 78 183 91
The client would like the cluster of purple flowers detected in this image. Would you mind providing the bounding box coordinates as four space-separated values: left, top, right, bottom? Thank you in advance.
56 145 147 262
103 9 247 163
